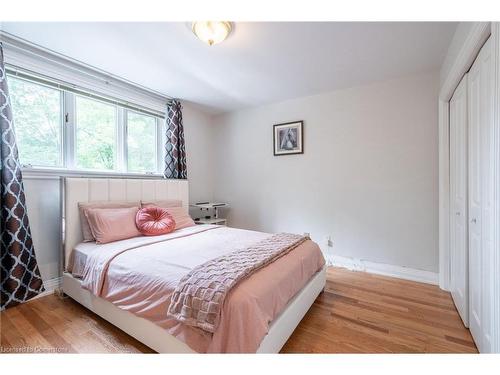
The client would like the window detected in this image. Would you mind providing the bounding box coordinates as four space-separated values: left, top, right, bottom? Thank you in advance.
75 96 117 171
127 111 157 173
7 72 163 175
8 76 63 167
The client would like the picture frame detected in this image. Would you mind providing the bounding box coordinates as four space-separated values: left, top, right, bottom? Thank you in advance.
273 121 304 156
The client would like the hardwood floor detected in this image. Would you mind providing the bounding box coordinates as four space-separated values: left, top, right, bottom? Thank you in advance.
0 267 477 353
281 268 477 353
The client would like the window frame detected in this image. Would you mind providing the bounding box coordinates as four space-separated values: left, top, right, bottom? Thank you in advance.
125 108 160 174
74 94 119 172
7 71 165 177
7 74 66 169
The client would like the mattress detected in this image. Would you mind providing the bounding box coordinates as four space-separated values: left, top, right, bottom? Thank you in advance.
69 228 200 278
70 242 96 278
70 225 325 353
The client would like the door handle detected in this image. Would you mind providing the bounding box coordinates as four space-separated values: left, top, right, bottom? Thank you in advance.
455 212 461 216
471 218 477 223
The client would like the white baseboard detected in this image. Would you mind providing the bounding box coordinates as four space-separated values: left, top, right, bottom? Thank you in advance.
31 276 62 300
327 254 439 285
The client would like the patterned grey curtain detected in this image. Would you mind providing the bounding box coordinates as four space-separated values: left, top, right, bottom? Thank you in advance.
164 100 187 179
0 43 44 310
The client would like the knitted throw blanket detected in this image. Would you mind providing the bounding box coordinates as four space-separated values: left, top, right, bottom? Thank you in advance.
167 232 309 333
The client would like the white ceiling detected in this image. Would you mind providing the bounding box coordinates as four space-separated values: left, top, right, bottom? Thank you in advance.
1 22 457 114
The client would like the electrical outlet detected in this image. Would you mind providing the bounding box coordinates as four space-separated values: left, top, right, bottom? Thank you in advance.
325 235 333 247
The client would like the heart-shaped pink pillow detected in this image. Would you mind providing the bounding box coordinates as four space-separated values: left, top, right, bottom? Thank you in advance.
135 206 176 236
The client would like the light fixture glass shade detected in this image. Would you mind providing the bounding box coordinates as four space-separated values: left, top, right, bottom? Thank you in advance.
192 21 232 46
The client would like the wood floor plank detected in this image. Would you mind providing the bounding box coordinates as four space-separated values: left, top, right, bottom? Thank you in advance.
1 314 28 350
0 267 478 353
281 268 476 353
16 303 76 353
328 296 474 342
2 306 53 351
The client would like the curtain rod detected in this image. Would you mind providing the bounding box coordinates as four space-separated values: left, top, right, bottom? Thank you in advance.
0 31 174 102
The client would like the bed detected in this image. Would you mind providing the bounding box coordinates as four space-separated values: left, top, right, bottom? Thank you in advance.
61 177 326 353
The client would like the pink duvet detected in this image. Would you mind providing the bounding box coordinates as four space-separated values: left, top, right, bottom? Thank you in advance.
77 225 325 353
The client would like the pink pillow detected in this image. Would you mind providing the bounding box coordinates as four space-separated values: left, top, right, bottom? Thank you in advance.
85 207 141 244
142 201 196 230
141 199 183 209
164 206 196 230
135 206 176 236
78 201 140 242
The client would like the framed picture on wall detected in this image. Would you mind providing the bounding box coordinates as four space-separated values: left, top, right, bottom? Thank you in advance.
273 121 303 156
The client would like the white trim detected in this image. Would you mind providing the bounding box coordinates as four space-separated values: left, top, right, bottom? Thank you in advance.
158 117 167 175
328 254 438 285
156 117 163 174
21 166 163 180
440 23 491 102
63 90 76 169
30 277 62 301
490 22 500 354
117 107 126 172
438 99 451 290
62 267 326 353
22 174 62 181
438 22 491 291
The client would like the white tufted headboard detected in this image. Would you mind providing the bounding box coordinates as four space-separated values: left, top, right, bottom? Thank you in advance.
63 177 189 270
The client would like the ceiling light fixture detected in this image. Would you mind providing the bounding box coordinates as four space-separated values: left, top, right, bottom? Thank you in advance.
192 21 232 46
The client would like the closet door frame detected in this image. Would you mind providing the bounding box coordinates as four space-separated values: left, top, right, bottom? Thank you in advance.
449 74 469 327
438 22 500 353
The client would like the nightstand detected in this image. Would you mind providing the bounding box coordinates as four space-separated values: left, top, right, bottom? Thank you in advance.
195 217 227 226
190 202 228 226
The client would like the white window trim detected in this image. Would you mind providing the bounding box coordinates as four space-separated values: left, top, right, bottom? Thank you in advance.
63 91 76 170
156 117 165 175
21 166 163 180
117 107 126 172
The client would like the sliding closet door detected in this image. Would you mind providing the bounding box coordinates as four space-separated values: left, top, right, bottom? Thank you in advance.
449 74 468 326
468 37 493 353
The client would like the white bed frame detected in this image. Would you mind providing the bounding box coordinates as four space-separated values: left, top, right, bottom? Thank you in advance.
61 177 326 353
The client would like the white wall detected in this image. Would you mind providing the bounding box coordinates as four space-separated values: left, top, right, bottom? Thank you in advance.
22 102 215 284
183 103 215 203
23 177 61 283
213 71 440 273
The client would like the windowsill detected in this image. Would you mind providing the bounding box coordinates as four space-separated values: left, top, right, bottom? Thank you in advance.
21 166 164 180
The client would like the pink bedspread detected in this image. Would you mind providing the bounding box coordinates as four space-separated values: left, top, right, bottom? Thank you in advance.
77 225 325 353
